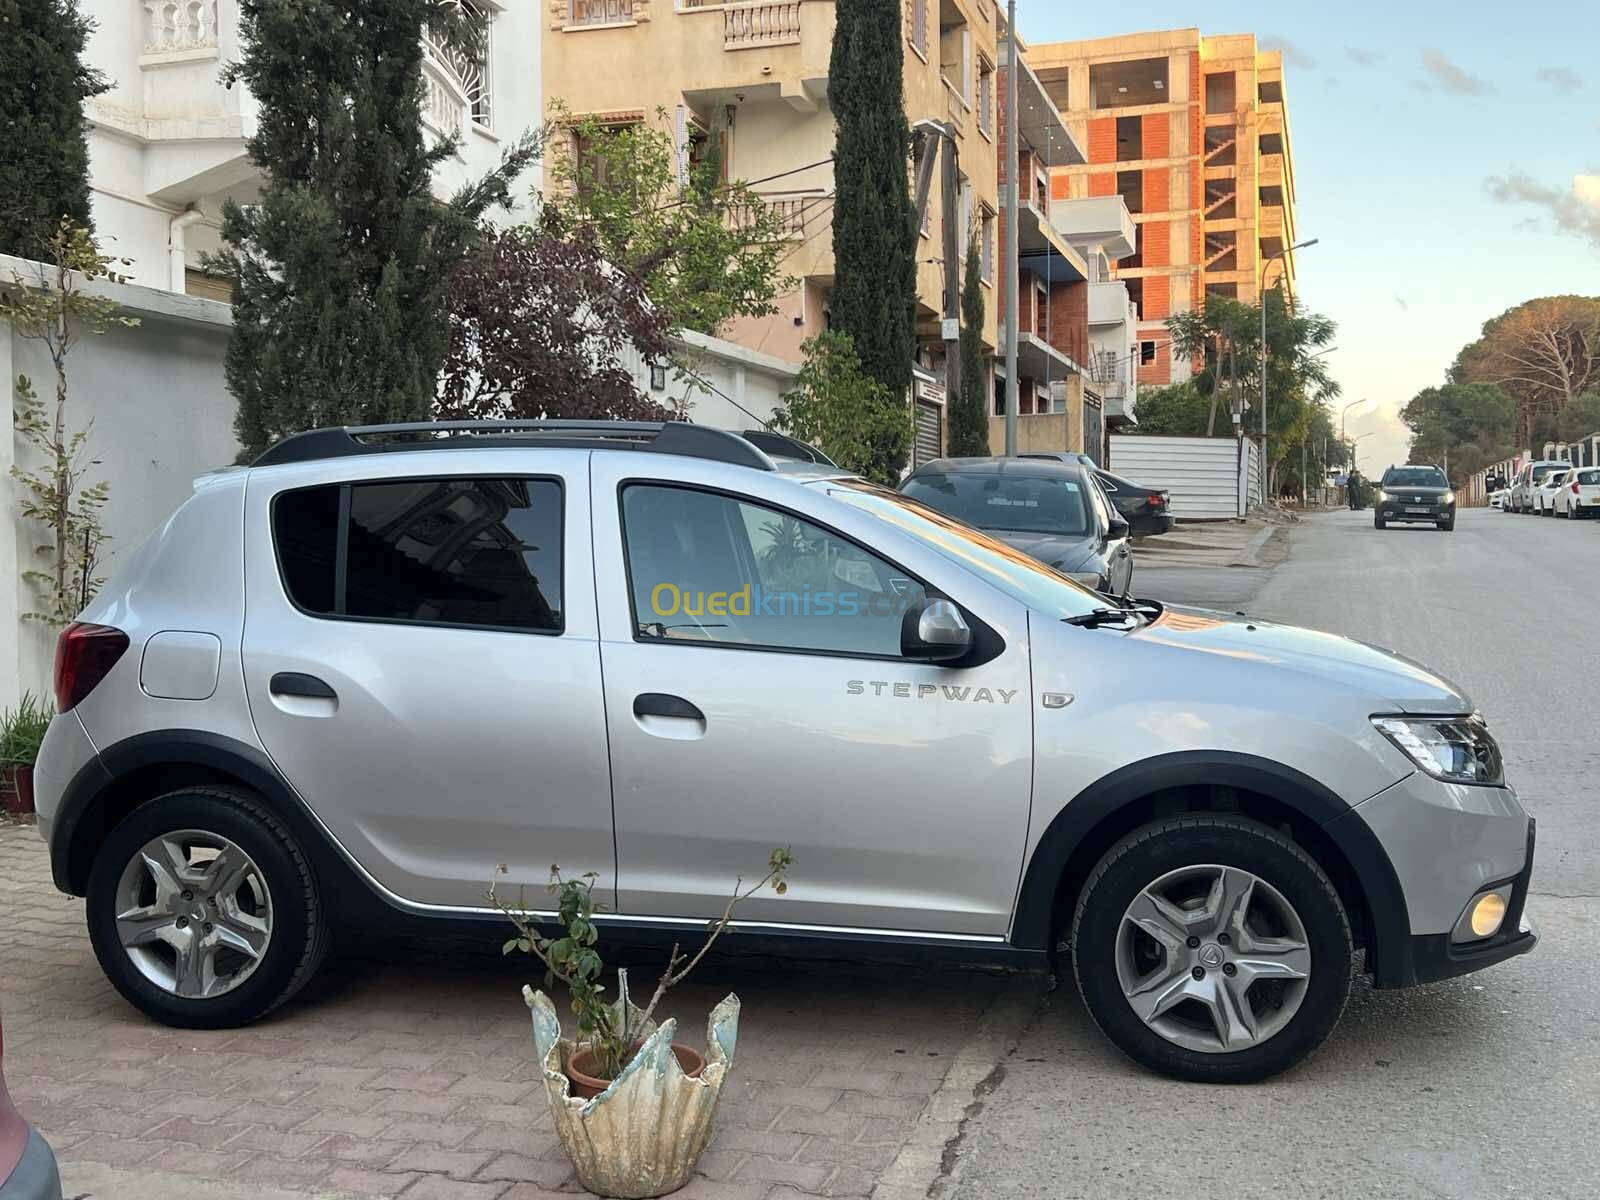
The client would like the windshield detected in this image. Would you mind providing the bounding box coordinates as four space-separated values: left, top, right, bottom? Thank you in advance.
900 471 1091 537
1382 467 1447 488
822 479 1106 618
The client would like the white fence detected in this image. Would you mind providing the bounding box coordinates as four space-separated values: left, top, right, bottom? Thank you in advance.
1108 433 1262 520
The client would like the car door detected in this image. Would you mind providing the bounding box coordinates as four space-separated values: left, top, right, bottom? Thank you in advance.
241 451 617 909
589 456 1035 937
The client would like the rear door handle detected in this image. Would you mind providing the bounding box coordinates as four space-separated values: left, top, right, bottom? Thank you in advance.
633 693 704 721
270 672 338 700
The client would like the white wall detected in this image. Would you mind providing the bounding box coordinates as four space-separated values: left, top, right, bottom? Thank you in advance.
627 330 799 432
2 256 237 710
1109 434 1262 520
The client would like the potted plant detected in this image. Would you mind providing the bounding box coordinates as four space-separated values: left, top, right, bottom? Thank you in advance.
0 693 50 816
491 848 793 1199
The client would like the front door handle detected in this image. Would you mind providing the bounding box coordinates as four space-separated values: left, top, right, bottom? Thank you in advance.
633 693 704 721
270 672 338 700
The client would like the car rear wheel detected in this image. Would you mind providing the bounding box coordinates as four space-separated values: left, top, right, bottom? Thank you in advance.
1071 816 1352 1083
87 787 329 1028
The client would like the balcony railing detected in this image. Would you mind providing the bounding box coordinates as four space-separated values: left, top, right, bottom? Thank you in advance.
571 0 633 26
726 191 826 240
943 77 967 134
142 0 217 53
722 1 802 49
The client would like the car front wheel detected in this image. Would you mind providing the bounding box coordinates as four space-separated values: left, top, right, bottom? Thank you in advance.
86 787 329 1028
1071 816 1352 1083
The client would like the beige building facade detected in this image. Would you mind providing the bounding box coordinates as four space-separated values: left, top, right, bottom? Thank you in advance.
1024 29 1300 388
544 0 1003 457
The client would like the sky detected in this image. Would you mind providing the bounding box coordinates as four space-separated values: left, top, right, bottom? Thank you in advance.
1016 0 1600 473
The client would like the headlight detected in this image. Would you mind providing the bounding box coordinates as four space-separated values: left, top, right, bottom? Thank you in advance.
1375 489 1388 501
1442 491 1455 504
1372 714 1503 786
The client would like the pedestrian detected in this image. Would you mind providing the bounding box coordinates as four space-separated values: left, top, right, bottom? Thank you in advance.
1347 470 1363 510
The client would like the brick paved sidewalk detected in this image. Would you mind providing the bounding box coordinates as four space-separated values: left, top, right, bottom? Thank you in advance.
0 823 1031 1199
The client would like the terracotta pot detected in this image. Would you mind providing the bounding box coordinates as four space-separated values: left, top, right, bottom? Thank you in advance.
566 1040 705 1101
0 765 33 816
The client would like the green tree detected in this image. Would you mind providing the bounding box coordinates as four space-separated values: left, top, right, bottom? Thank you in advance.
543 105 792 338
1400 383 1514 472
1451 296 1600 448
213 0 540 460
770 332 910 487
2 222 137 624
0 0 108 260
1557 391 1600 442
948 236 989 456
829 0 917 478
1166 295 1259 436
1131 382 1211 435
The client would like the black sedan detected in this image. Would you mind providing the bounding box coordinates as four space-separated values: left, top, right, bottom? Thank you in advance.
1373 465 1456 531
900 457 1134 597
1020 452 1174 537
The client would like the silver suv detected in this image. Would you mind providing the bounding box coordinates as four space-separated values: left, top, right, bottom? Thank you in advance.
33 421 1536 1082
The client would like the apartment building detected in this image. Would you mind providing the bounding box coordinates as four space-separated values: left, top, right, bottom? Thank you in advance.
544 0 1001 462
1026 29 1300 387
81 0 542 294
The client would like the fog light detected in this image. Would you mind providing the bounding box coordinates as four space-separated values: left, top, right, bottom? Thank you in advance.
1470 892 1507 938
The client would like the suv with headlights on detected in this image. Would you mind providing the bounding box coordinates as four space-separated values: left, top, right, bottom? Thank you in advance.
1374 465 1456 531
32 421 1536 1083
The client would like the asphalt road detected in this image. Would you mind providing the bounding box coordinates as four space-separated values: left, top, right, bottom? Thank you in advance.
950 507 1600 1200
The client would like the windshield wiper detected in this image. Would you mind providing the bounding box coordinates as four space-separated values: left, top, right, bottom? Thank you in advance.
1063 607 1138 628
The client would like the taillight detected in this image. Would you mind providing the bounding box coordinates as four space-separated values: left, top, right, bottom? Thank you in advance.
1148 493 1166 507
54 622 129 712
1573 481 1582 493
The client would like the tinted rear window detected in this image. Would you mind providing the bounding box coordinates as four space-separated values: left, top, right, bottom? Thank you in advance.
902 472 1091 536
1578 470 1600 485
273 477 563 632
1382 467 1447 488
1532 464 1568 483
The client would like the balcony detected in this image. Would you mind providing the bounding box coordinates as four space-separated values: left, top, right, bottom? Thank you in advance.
570 0 633 25
1088 279 1135 328
1018 200 1089 286
1052 195 1136 261
678 1 833 109
727 190 823 239
721 2 802 50
943 77 967 135
142 0 218 56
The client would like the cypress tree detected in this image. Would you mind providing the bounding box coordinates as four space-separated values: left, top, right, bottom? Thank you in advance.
828 0 916 479
948 235 990 456
215 0 539 460
0 0 107 260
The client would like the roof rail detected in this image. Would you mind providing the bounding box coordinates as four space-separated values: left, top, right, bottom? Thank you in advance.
738 429 839 467
251 420 777 471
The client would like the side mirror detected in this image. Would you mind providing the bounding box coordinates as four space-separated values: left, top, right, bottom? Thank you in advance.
1106 514 1131 540
901 597 971 663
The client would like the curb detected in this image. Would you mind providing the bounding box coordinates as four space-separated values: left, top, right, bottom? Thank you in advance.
870 973 1046 1200
1228 524 1280 568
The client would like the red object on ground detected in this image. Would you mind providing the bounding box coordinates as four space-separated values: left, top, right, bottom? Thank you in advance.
0 1011 28 1185
0 767 33 816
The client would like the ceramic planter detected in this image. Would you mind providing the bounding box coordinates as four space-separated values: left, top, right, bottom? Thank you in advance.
526 971 739 1199
0 765 33 815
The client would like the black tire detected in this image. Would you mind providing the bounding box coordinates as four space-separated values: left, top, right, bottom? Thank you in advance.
86 787 329 1028
1070 816 1352 1084
1374 514 1385 529
1438 517 1455 531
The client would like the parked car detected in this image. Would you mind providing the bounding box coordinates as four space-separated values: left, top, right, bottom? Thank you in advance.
1373 465 1456 531
1489 487 1510 510
1510 460 1571 514
0 1010 62 1200
900 457 1134 596
33 420 1537 1084
1534 469 1571 515
1020 452 1174 537
1556 467 1600 518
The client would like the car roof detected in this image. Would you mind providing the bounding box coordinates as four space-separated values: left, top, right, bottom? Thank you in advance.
908 456 1089 479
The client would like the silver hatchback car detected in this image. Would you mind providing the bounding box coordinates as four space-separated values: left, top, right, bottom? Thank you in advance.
34 421 1536 1082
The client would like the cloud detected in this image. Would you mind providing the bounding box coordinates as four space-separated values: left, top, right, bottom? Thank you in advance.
1344 46 1383 67
1484 172 1600 248
1417 49 1492 96
1534 66 1582 97
1261 36 1316 70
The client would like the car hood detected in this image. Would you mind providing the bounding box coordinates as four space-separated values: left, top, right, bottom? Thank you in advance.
1130 606 1473 714
1379 484 1450 498
989 530 1098 571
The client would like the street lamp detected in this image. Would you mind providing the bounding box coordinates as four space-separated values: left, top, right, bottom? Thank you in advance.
1259 237 1319 489
1340 396 1373 446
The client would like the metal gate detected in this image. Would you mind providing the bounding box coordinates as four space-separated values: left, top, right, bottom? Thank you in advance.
1083 397 1104 466
914 399 942 467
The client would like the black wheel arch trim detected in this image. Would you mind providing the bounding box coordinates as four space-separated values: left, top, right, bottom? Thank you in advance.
1010 751 1412 983
49 729 388 921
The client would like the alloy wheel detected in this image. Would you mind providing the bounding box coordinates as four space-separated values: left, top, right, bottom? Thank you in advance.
1115 864 1310 1054
113 829 274 999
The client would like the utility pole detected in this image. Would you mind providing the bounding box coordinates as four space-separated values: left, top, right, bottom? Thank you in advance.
1003 0 1019 456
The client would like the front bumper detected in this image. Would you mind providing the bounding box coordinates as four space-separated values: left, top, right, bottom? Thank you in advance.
1376 500 1454 523
1332 773 1535 988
